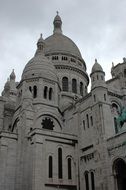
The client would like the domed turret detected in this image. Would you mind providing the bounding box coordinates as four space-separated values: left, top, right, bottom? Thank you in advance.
20 34 59 107
91 59 103 73
22 34 58 82
35 34 45 56
90 59 106 90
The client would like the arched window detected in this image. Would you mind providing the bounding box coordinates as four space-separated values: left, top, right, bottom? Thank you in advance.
80 82 83 96
29 86 32 92
91 172 95 190
72 79 77 93
44 86 48 99
113 159 126 190
62 56 67 61
48 156 53 178
58 148 63 179
33 85 37 98
62 77 68 91
49 88 53 100
104 94 106 101
68 158 72 179
85 171 89 190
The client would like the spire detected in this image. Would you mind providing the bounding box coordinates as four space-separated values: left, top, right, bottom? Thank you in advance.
35 33 45 56
53 11 62 34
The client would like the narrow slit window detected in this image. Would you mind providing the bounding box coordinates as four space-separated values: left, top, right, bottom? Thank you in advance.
33 85 37 98
85 172 89 190
68 158 72 179
58 148 63 179
86 114 89 128
91 172 95 190
49 88 53 100
48 156 53 178
90 116 93 126
80 82 83 96
83 120 85 130
72 79 77 93
44 86 48 99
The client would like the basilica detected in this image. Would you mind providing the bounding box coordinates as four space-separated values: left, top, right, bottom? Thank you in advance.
0 13 126 190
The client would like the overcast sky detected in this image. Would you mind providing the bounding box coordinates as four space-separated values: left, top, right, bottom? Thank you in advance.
0 0 126 93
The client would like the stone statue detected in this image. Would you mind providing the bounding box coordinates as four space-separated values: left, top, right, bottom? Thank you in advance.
123 57 126 63
116 106 126 131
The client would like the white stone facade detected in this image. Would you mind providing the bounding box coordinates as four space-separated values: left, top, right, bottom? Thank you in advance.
0 13 126 190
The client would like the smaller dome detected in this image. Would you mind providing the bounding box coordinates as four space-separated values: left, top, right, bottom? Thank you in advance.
91 59 103 73
22 55 58 82
22 35 58 82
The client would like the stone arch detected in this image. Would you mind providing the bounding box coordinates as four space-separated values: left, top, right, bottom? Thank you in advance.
11 117 19 132
113 158 126 190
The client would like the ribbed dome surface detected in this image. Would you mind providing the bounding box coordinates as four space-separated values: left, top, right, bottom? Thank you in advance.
45 34 82 59
22 54 58 82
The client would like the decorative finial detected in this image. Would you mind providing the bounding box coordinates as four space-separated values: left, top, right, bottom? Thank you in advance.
95 59 97 63
40 33 42 38
53 11 62 34
112 62 114 67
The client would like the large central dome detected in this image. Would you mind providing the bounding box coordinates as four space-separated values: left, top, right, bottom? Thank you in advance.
44 13 82 59
45 34 82 59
